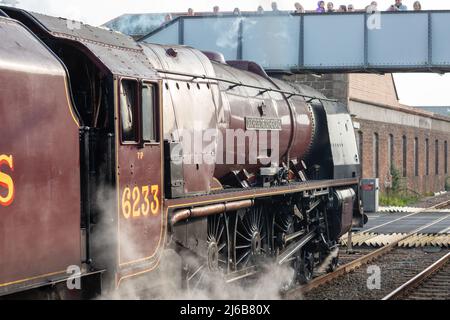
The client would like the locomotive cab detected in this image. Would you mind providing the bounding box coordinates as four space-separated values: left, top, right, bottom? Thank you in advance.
0 6 167 295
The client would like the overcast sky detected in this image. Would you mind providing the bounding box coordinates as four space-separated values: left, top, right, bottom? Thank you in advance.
7 0 450 106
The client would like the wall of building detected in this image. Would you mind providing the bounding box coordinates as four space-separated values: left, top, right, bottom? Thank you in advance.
287 73 349 105
283 73 450 194
355 115 449 194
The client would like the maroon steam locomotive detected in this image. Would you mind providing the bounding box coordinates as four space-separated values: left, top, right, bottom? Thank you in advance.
0 7 366 298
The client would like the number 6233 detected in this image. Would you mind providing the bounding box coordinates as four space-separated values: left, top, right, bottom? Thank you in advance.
121 185 160 219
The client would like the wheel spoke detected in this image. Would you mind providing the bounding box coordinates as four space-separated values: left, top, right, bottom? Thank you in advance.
251 209 256 227
236 250 251 265
274 222 284 232
213 216 217 236
257 207 262 229
243 216 253 236
215 216 220 238
243 253 252 268
218 242 226 252
236 230 252 242
217 225 224 242
238 217 248 235
205 214 230 277
232 206 273 271
193 270 206 291
188 265 205 282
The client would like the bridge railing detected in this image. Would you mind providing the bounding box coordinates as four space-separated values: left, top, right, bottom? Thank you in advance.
140 11 450 73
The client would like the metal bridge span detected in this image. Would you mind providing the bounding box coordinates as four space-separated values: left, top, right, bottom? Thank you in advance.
141 11 450 74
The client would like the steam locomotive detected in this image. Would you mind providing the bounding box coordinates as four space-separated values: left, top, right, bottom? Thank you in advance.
0 7 366 298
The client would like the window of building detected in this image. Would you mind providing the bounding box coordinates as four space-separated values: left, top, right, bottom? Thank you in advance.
435 140 439 175
402 135 407 177
414 137 419 176
426 138 430 176
373 133 379 178
388 134 394 174
120 79 138 143
445 141 448 175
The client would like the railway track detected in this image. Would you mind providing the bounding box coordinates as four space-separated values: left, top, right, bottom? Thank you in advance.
382 252 450 300
284 199 450 300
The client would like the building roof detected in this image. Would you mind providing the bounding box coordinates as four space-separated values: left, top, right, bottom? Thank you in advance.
349 73 450 122
415 106 450 117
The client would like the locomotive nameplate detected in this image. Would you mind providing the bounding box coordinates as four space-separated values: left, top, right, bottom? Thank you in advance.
245 117 282 131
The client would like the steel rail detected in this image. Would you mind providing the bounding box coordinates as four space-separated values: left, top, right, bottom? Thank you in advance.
381 252 450 300
284 205 450 297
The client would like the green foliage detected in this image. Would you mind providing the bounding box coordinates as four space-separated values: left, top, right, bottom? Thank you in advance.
381 165 419 206
379 193 419 207
390 165 402 193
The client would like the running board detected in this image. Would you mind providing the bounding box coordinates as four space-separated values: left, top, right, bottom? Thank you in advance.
276 229 316 265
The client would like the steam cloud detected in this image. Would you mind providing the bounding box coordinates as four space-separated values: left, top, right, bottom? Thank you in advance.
101 250 301 300
91 187 301 300
88 181 335 301
111 13 166 36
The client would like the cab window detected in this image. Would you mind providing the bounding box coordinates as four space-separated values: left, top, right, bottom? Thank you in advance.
120 79 138 143
142 84 157 142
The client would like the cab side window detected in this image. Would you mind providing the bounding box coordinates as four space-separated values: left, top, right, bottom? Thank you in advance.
120 80 138 143
142 84 157 142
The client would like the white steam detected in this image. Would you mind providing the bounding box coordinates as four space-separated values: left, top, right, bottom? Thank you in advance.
315 247 339 274
110 14 166 36
90 184 304 300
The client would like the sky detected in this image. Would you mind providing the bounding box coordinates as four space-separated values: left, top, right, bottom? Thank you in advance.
5 0 450 106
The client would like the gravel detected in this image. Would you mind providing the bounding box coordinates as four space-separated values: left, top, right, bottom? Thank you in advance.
413 192 450 208
402 263 450 300
300 247 450 300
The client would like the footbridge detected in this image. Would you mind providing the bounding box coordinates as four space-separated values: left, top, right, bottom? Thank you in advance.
141 11 450 74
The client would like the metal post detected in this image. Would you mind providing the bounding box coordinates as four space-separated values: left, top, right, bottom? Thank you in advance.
298 15 304 68
427 12 432 68
364 12 369 70
237 18 243 60
347 230 354 254
107 133 114 184
178 18 185 45
81 127 92 265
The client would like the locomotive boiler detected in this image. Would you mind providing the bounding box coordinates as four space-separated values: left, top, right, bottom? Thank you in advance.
0 7 366 298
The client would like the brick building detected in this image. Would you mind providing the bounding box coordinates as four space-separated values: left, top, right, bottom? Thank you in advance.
284 73 450 194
